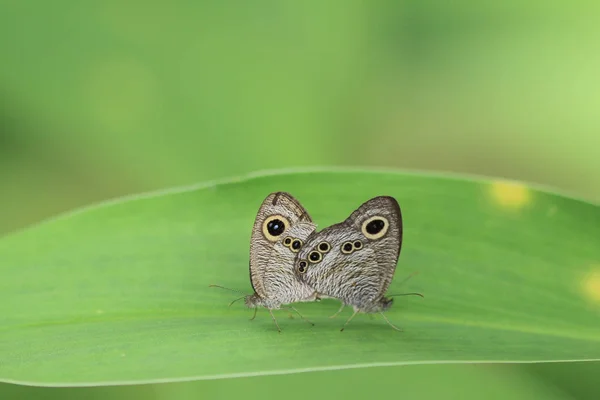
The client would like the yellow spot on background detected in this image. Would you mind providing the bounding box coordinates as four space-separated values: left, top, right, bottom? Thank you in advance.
490 181 531 209
582 269 600 303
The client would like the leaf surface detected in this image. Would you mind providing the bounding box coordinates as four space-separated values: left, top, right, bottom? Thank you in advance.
1 169 599 386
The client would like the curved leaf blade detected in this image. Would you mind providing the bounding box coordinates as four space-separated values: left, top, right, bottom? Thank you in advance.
1 169 599 386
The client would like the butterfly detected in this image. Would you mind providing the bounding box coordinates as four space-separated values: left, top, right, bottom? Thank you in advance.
210 192 319 332
294 196 422 331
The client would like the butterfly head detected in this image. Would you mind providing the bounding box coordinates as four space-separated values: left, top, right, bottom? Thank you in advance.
244 293 263 308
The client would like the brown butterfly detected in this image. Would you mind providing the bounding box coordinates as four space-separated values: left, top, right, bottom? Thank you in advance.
210 192 319 332
294 196 422 331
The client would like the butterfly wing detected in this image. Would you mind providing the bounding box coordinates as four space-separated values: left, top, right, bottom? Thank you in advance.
262 220 319 305
344 196 402 301
295 196 402 311
249 192 317 305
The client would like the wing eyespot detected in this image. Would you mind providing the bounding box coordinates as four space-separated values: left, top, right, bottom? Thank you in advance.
361 216 389 240
341 241 354 254
282 236 303 252
262 215 290 242
291 239 303 252
297 260 308 273
308 251 322 263
317 241 331 253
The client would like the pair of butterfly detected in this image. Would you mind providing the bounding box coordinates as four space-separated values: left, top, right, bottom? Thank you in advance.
210 192 422 332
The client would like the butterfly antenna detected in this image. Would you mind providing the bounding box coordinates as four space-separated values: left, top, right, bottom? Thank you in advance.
389 292 424 298
389 271 424 298
208 284 247 295
228 296 246 307
250 308 258 321
396 271 419 287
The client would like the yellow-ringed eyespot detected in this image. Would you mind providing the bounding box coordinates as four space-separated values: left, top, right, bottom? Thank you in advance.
317 241 331 253
298 260 308 273
291 239 303 252
353 240 363 250
283 237 293 247
361 215 389 240
341 241 354 254
308 251 322 263
262 215 289 241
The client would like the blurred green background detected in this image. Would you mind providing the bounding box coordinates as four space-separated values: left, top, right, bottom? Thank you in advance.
1 0 599 399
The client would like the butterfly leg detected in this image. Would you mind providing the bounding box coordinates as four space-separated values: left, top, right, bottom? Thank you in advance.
286 306 315 326
268 309 282 333
380 312 403 332
249 307 258 321
340 310 359 332
329 303 345 319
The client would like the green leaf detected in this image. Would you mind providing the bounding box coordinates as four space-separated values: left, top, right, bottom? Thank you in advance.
1 169 599 386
